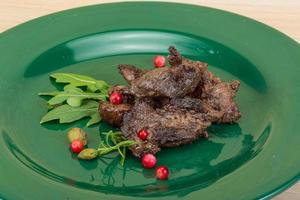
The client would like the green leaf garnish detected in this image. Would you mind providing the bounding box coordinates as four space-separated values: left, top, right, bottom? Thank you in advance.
86 113 101 127
39 73 110 127
40 73 136 165
40 100 101 126
51 73 109 92
39 85 107 107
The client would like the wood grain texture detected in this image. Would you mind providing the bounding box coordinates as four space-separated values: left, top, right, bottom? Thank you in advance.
0 1 299 199
0 0 299 42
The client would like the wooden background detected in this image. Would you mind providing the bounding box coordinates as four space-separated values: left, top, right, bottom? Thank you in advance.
0 1 299 199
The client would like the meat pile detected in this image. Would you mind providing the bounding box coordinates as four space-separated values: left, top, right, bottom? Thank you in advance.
99 47 241 157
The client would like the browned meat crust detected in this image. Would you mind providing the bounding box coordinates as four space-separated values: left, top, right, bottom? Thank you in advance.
98 102 132 127
99 46 241 157
169 45 241 123
130 63 206 98
121 98 211 157
118 64 147 83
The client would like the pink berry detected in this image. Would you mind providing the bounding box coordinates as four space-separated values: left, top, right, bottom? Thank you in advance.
154 55 166 68
70 139 84 154
156 166 169 180
141 153 157 168
137 129 149 140
109 92 123 105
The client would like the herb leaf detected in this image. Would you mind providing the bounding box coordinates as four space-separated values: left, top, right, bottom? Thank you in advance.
40 100 100 126
95 131 138 165
86 113 101 127
38 91 60 96
39 73 109 127
39 85 107 106
51 73 109 92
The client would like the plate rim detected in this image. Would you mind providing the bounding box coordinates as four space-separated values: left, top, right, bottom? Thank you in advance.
0 1 299 200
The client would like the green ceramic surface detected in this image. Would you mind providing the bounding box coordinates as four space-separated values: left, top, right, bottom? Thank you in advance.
0 2 299 200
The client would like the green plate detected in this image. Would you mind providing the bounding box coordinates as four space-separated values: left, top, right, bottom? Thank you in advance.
0 2 299 200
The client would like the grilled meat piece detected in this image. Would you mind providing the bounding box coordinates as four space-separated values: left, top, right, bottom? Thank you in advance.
118 64 147 84
121 98 211 157
118 48 207 98
168 46 209 70
152 97 171 108
98 101 132 127
99 46 241 157
168 47 241 123
201 80 241 123
130 64 205 98
167 97 205 113
167 46 182 66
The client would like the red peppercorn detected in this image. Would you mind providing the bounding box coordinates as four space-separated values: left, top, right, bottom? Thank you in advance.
141 153 157 168
70 139 84 154
156 166 169 180
109 92 123 105
154 55 166 68
137 129 149 140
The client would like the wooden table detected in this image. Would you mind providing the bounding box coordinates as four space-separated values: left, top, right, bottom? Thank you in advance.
0 1 299 199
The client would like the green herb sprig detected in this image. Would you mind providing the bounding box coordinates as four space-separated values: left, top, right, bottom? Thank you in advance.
99 131 138 165
78 131 138 165
39 73 109 126
41 74 137 165
51 73 109 92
